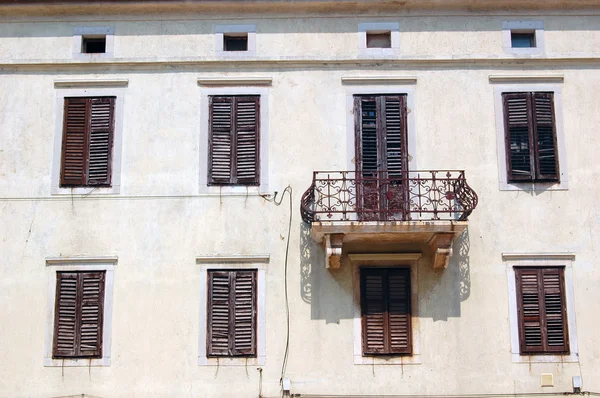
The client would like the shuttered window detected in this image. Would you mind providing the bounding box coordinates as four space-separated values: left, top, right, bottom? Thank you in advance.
60 97 115 187
502 92 559 183
361 268 411 355
515 267 569 354
354 95 408 179
53 271 105 359
208 96 260 186
207 269 257 357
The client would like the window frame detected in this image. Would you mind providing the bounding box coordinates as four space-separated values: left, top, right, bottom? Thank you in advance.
350 253 421 365
199 86 270 194
502 21 545 56
358 22 400 58
44 256 116 367
197 255 267 366
504 253 579 363
492 81 568 191
215 24 256 57
73 27 115 59
51 85 126 195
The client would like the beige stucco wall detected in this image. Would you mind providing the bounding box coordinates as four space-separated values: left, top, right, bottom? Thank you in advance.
0 5 599 398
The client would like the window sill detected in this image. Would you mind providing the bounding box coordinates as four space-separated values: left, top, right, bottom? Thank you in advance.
51 185 120 195
512 353 578 364
44 357 110 367
198 356 265 366
203 185 264 195
499 180 567 191
354 354 421 365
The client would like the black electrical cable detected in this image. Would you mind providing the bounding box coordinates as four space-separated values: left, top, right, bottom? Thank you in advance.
262 186 293 396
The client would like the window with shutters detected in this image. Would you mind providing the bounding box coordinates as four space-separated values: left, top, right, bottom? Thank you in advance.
60 97 116 188
504 254 578 363
515 267 569 355
360 268 412 356
208 95 260 186
53 271 105 359
502 92 559 183
207 269 257 357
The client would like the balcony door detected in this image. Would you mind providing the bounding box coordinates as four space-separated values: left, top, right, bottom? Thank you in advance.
354 95 409 220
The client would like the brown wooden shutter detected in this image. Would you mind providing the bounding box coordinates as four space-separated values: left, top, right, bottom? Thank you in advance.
87 98 115 186
383 96 408 180
503 93 535 182
355 96 379 176
207 270 257 357
60 98 88 186
532 93 559 181
515 267 569 354
232 270 257 356
361 268 411 355
60 97 115 187
53 271 105 358
234 97 260 185
208 96 260 186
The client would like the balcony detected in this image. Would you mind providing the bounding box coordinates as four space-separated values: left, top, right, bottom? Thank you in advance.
301 170 478 269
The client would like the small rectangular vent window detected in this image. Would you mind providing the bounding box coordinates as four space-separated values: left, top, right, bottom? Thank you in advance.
82 36 107 53
366 32 391 48
511 31 536 48
224 34 248 52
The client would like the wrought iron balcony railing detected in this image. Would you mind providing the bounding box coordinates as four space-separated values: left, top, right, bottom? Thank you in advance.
301 170 478 223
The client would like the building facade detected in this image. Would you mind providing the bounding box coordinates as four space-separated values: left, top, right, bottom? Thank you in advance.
0 1 599 397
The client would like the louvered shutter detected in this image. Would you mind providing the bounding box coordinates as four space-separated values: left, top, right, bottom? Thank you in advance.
234 97 260 185
207 270 257 357
53 271 105 358
503 93 535 182
515 268 569 354
60 97 115 187
87 98 115 186
60 98 88 186
208 96 260 185
355 97 378 176
532 93 559 181
383 96 407 180
207 271 231 356
232 270 257 356
361 268 411 355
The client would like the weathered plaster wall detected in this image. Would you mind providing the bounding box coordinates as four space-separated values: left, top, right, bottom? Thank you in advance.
0 9 599 398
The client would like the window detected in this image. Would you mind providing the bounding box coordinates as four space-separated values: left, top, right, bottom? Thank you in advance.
511 32 535 48
504 253 578 363
502 21 544 55
361 268 411 355
224 33 248 51
215 24 256 56
515 267 569 355
73 27 114 59
208 95 260 186
53 271 105 358
358 22 400 56
82 36 106 53
502 92 559 183
60 97 116 188
366 32 391 48
44 256 116 367
207 269 257 357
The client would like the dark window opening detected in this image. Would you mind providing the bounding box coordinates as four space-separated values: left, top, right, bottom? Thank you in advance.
366 31 391 48
224 34 248 51
511 31 536 48
82 36 107 53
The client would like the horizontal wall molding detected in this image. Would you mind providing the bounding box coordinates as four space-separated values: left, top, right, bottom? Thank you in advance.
502 253 576 261
196 254 270 264
54 78 129 88
197 77 272 86
46 256 118 266
342 76 417 85
489 75 564 83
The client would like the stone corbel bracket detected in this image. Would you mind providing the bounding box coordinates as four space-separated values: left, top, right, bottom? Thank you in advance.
428 232 457 269
324 233 344 269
